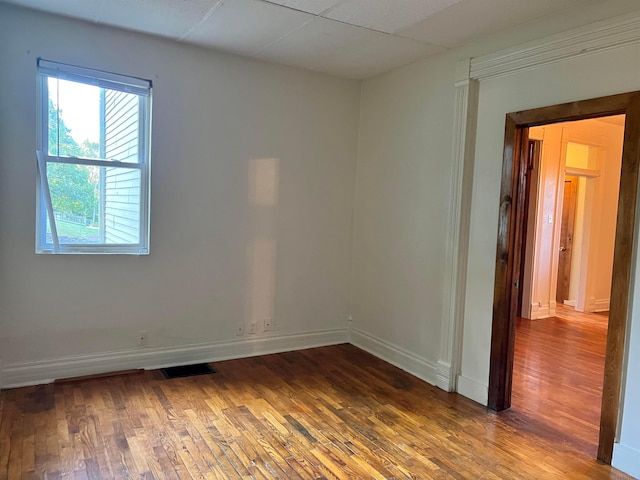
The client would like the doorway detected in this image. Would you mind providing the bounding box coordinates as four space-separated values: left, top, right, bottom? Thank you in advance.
487 92 640 464
511 117 624 458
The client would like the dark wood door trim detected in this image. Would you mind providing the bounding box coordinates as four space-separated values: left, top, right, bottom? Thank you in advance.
488 92 640 464
600 95 640 462
517 140 541 316
489 117 528 412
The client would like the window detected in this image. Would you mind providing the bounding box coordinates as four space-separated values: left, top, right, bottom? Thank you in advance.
36 59 152 254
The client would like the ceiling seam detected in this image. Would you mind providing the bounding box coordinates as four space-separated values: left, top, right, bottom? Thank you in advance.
259 0 347 17
250 2 437 58
179 0 225 41
249 0 350 57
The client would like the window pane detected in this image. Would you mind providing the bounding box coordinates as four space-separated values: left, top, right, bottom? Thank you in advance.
104 89 142 163
48 78 100 158
104 166 142 244
46 163 141 245
46 163 101 244
48 78 141 163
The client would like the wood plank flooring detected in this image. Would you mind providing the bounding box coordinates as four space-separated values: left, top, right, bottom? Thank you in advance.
512 305 610 459
0 340 633 479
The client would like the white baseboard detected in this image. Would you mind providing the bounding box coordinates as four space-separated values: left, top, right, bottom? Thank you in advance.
530 302 551 319
529 301 560 319
590 298 610 313
436 360 454 392
350 328 438 386
563 300 576 307
613 443 640 479
1 329 349 389
456 374 488 406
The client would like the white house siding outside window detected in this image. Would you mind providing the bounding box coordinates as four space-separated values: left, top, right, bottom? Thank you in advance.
36 59 152 254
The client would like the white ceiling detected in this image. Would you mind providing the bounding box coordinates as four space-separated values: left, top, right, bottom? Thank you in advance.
3 0 599 79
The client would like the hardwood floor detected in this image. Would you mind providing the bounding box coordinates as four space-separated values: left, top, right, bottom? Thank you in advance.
0 342 632 479
512 305 610 458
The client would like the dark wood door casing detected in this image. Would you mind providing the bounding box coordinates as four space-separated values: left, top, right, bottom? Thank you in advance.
489 119 529 412
517 140 541 316
488 92 640 464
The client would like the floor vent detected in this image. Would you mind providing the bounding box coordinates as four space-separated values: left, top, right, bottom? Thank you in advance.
161 363 216 379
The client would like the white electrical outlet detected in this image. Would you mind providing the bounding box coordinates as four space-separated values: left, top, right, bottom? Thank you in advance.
249 321 257 334
264 318 272 331
138 330 148 346
236 324 245 336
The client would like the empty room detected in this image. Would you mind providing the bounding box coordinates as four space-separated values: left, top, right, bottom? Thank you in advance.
1 0 640 478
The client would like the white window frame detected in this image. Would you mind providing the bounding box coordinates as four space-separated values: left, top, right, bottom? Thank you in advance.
36 59 152 254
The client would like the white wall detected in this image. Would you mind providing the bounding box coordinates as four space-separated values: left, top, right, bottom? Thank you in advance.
352 1 640 477
351 0 640 387
615 249 640 476
527 125 563 319
0 4 360 385
350 55 458 380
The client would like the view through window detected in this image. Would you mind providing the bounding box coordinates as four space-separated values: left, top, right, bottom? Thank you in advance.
36 60 152 254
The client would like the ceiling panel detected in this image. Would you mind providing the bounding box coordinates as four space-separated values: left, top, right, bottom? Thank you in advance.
5 0 102 22
185 0 314 56
2 0 626 79
98 0 219 39
399 0 595 47
262 0 344 15
256 17 445 78
324 0 464 33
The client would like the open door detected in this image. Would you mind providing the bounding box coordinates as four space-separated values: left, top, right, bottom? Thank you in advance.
556 176 578 305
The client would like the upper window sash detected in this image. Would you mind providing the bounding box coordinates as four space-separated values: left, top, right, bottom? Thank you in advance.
37 59 151 96
39 60 152 166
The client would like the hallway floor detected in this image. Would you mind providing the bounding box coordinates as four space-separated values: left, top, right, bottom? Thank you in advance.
512 304 609 457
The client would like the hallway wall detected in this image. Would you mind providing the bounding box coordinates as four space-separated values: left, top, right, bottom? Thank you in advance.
524 119 623 319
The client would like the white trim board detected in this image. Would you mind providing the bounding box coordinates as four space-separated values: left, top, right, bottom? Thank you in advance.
590 299 611 312
4 327 438 390
456 375 488 406
1 329 348 389
530 303 557 320
612 443 640 479
438 62 478 393
470 12 640 80
350 328 438 386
